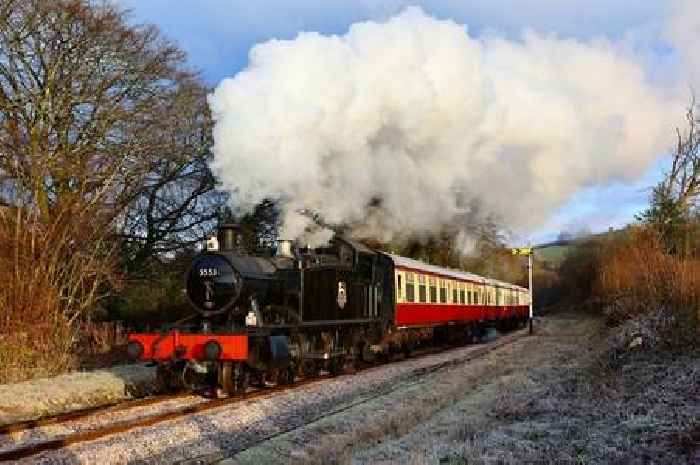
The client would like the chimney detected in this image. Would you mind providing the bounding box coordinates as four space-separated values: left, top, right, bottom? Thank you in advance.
218 223 242 251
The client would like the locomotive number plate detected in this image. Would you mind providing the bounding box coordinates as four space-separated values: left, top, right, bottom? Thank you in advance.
199 268 220 277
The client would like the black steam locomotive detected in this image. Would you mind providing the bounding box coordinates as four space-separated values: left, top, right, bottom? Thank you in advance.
128 224 396 394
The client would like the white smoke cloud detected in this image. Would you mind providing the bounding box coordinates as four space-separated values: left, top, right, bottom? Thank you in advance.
209 7 684 247
666 0 700 87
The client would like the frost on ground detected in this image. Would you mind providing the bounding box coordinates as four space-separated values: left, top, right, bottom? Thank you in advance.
0 364 156 426
224 313 699 465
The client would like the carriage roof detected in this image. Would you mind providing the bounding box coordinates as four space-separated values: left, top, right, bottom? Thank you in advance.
384 253 528 292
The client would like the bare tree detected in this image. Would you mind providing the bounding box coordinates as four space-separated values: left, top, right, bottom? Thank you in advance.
667 100 700 209
0 0 218 377
640 98 700 254
0 0 189 218
116 78 223 273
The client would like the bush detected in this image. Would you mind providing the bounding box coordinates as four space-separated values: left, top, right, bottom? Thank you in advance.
595 227 699 343
108 272 191 325
0 207 116 383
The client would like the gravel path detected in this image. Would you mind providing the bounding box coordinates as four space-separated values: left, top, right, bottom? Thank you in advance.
10 330 525 464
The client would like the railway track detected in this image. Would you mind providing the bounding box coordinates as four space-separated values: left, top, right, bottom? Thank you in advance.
221 328 528 461
0 328 527 463
0 393 193 437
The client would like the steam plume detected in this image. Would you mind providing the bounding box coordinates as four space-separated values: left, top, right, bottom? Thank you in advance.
209 7 685 247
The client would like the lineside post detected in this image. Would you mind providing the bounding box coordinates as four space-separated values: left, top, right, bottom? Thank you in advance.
511 246 534 335
528 250 533 335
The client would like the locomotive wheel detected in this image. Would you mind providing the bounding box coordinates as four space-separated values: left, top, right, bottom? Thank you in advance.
221 361 249 396
465 329 475 344
221 361 234 395
278 366 295 385
360 343 376 364
182 362 204 393
302 360 320 378
236 366 250 393
251 370 266 387
402 340 415 358
328 356 345 376
157 363 183 392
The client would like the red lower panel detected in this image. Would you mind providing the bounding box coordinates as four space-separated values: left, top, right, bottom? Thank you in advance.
128 332 248 361
396 304 529 327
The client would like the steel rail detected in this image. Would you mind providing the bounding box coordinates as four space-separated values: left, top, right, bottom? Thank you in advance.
0 328 527 462
0 392 193 436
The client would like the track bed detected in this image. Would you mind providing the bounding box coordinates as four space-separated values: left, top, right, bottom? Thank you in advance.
0 328 526 463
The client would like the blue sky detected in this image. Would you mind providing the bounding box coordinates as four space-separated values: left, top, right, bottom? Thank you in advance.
117 0 676 243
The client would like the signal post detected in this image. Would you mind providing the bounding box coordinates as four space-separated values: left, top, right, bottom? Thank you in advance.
512 247 534 335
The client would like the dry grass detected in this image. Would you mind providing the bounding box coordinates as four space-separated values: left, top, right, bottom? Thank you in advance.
595 227 699 343
241 314 698 465
0 206 117 383
431 315 698 465
596 228 700 328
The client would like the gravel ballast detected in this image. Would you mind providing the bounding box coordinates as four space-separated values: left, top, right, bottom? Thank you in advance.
11 330 525 464
0 364 156 427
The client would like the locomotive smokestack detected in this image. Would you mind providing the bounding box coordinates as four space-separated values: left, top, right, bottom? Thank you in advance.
276 239 294 258
218 223 242 251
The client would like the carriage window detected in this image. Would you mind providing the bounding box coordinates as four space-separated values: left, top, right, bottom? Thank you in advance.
418 274 427 303
467 290 471 304
461 287 466 304
405 272 415 302
397 274 402 301
439 279 447 303
429 276 437 303
453 287 458 303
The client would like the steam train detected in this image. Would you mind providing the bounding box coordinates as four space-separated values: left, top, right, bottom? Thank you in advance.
127 224 530 394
